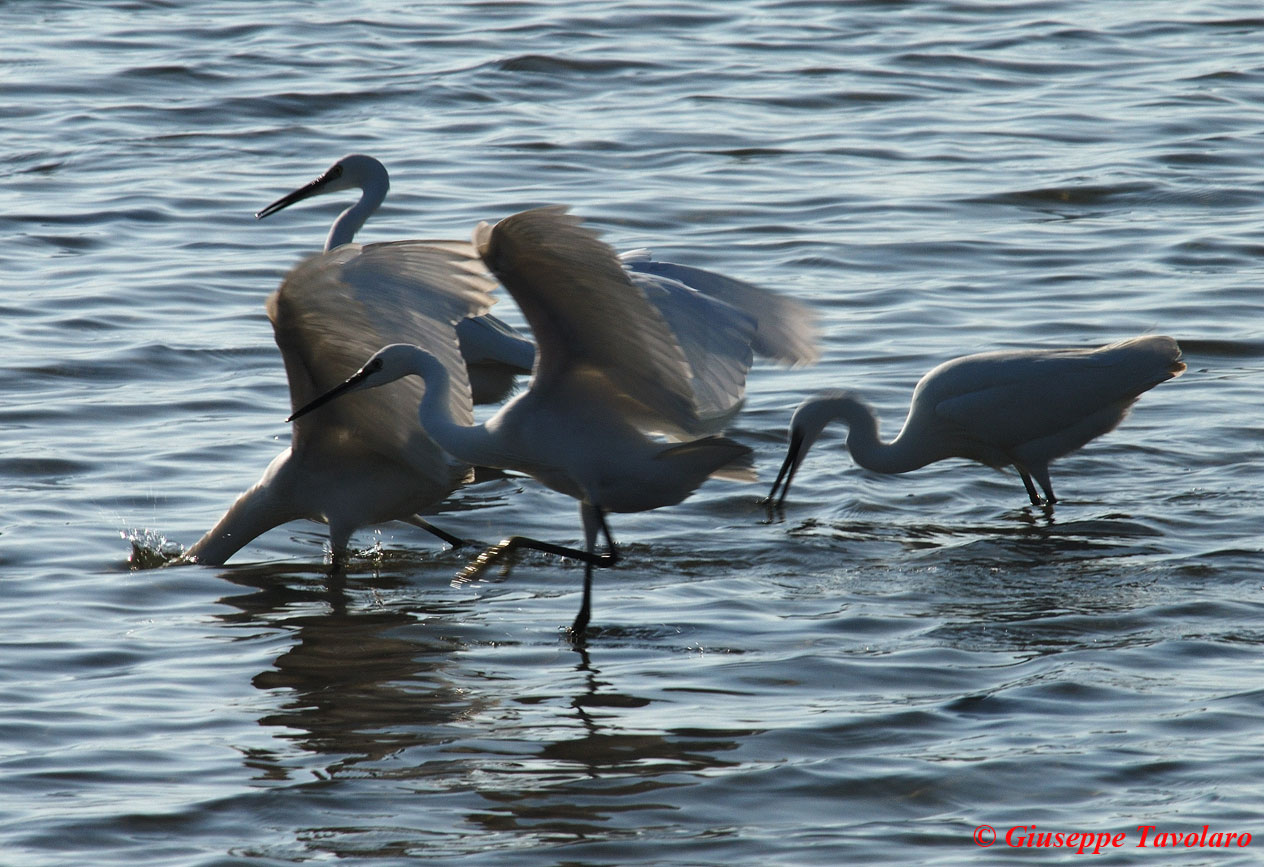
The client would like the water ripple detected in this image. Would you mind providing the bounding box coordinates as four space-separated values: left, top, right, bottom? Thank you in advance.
2 1 1262 864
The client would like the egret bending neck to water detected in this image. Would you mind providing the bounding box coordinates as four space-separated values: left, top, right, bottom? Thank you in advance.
180 155 536 566
769 335 1185 508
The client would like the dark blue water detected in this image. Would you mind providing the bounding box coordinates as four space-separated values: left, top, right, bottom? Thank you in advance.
3 2 1262 864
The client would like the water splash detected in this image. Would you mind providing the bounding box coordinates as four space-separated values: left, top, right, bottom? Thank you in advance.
124 528 184 570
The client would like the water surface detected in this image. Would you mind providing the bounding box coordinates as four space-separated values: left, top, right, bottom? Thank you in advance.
3 1 1262 864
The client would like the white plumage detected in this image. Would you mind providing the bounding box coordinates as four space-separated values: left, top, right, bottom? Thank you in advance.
181 240 496 565
293 206 819 636
769 336 1185 507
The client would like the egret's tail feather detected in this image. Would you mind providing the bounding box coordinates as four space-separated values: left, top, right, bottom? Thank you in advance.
657 436 757 483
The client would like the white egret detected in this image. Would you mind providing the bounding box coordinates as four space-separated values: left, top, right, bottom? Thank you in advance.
180 239 498 566
768 335 1185 508
186 156 814 567
256 153 535 403
292 206 818 637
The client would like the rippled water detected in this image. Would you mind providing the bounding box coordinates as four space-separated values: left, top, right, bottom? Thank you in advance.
4 1 1263 864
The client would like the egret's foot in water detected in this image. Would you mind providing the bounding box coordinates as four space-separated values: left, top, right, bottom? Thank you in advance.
455 538 522 583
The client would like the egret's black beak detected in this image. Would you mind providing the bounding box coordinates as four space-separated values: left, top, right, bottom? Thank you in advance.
287 365 372 422
766 429 805 508
256 165 341 220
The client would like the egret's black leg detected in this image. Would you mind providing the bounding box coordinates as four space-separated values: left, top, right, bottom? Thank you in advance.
455 534 616 583
1033 469 1057 506
1018 469 1043 506
403 516 471 549
572 560 594 640
330 550 351 580
569 505 617 640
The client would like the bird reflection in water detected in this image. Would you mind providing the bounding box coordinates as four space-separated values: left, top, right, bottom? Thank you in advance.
212 561 487 773
464 644 748 842
213 564 749 850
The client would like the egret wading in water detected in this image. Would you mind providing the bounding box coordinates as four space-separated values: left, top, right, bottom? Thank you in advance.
185 156 815 567
256 153 535 403
180 239 498 566
292 206 819 638
768 335 1185 508
182 155 532 566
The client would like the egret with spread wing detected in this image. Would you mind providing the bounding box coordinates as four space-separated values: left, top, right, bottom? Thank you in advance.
768 336 1185 508
292 207 818 637
181 239 497 565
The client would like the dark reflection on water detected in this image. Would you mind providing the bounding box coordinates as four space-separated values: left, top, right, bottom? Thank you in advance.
464 648 748 844
213 564 486 770
201 563 756 857
254 612 473 765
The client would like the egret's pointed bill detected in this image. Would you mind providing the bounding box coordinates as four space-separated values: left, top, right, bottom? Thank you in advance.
767 428 806 506
287 357 381 422
256 162 343 220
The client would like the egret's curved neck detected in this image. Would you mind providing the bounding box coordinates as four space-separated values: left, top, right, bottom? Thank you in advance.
325 173 388 250
820 396 933 475
408 349 507 468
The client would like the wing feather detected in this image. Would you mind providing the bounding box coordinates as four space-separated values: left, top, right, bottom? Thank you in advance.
628 269 755 433
268 240 496 477
621 251 819 366
474 206 706 435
